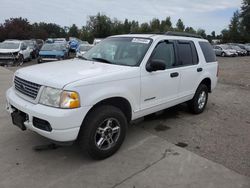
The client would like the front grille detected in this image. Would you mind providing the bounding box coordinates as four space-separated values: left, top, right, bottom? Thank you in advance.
14 76 41 99
0 53 14 59
41 55 56 58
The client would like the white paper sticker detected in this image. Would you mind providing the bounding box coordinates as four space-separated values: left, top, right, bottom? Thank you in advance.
132 38 150 44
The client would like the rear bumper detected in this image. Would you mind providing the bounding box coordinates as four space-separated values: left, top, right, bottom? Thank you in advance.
6 87 92 142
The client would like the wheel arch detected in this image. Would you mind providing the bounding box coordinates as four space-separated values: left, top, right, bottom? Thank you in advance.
199 77 211 93
83 97 133 124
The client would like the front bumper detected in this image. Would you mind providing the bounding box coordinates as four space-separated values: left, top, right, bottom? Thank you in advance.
0 56 18 65
38 56 65 63
6 87 92 142
225 52 237 57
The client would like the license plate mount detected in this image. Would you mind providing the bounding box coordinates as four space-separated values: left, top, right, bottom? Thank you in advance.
11 110 27 131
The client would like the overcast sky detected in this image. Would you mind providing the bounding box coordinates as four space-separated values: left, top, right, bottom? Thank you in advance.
0 0 242 34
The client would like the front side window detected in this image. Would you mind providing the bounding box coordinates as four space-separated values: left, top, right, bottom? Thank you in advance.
83 37 152 67
150 42 176 69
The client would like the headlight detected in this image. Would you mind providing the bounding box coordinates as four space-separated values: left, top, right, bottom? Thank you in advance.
39 87 80 109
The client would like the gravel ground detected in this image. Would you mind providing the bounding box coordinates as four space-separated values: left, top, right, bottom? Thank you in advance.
2 56 250 177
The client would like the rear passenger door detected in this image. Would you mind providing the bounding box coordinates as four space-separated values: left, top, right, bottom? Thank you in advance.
176 40 200 98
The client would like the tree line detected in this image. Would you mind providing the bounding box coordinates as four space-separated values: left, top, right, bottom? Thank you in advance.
0 0 249 43
221 0 250 43
0 15 214 43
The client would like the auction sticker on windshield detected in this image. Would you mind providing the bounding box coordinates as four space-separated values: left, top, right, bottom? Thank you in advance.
132 38 150 44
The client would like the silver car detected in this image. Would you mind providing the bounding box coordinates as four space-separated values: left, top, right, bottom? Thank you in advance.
213 45 237 57
230 45 247 56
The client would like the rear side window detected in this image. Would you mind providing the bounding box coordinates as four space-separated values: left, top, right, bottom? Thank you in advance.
177 41 198 66
199 42 216 63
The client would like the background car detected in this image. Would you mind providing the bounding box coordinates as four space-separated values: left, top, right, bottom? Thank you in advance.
93 38 103 45
213 45 237 57
229 45 247 56
23 40 39 58
53 38 69 56
236 44 250 55
0 40 31 66
37 43 69 63
35 39 44 50
68 38 81 52
53 38 67 44
76 44 92 58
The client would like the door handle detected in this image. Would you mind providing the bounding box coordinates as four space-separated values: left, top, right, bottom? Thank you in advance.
197 68 203 72
170 72 179 78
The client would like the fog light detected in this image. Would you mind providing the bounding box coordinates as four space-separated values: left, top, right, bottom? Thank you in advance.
33 117 52 132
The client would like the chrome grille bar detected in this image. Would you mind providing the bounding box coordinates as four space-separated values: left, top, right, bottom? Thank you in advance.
14 76 41 99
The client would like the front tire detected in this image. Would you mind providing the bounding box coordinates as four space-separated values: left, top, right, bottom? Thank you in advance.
221 52 226 57
17 55 24 66
188 84 208 114
78 105 127 160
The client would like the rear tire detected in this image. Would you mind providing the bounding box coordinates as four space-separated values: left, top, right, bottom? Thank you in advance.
221 52 226 57
78 105 127 160
188 84 208 114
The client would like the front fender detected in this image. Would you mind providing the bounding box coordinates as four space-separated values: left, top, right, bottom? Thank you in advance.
64 78 141 116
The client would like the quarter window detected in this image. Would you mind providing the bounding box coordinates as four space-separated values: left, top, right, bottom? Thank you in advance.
199 41 217 63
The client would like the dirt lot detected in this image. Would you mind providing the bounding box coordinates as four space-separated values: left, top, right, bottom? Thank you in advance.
1 56 250 180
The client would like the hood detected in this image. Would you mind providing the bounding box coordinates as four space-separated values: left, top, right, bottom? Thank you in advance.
225 49 236 53
0 49 20 53
15 59 137 89
39 50 64 56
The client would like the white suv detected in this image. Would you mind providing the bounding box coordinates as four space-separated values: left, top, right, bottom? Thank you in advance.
6 33 218 159
0 40 31 66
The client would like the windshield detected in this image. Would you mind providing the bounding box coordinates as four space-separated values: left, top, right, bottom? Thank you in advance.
232 46 241 50
83 37 152 66
41 44 65 51
0 42 20 49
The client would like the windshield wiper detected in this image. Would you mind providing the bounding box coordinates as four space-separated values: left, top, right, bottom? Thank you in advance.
92 57 113 64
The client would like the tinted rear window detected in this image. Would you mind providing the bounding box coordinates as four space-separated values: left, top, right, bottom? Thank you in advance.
177 41 198 66
199 41 216 63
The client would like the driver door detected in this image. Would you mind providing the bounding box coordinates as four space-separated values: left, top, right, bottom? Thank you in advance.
140 40 181 111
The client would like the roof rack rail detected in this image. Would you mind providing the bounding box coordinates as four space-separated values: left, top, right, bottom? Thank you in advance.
165 31 203 39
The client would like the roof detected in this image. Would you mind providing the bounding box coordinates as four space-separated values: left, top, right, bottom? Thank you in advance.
111 34 207 42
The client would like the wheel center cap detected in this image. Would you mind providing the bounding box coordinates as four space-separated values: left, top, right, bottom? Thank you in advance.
104 128 112 136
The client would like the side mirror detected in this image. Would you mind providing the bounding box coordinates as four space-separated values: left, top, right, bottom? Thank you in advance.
146 59 166 72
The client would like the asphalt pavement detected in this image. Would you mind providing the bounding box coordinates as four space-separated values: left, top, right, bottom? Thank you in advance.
0 57 250 188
